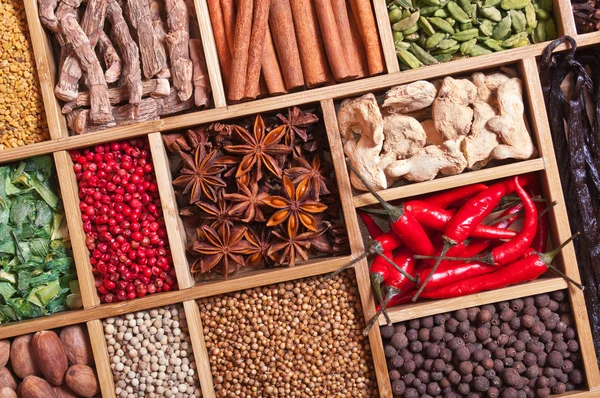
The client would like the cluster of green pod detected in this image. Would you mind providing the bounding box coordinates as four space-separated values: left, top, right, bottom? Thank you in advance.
388 0 557 69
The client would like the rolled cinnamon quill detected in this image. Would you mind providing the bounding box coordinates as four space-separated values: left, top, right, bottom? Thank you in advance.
332 0 367 79
206 0 232 90
261 27 287 95
221 0 236 53
228 0 253 101
347 1 369 77
269 0 304 90
289 0 331 88
349 0 384 76
244 0 271 99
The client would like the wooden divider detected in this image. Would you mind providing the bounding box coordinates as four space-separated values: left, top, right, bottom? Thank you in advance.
373 0 399 74
183 300 216 398
87 319 117 398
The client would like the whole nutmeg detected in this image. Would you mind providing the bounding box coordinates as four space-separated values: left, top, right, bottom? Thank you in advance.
0 341 9 369
60 325 93 366
32 331 69 385
0 369 16 391
17 376 57 398
53 385 80 398
65 365 99 398
0 387 16 398
10 334 40 379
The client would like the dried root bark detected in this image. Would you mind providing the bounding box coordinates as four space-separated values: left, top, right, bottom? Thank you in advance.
189 39 211 108
97 31 122 83
107 0 143 106
165 0 193 100
38 0 59 31
59 12 113 123
127 0 168 78
67 90 193 134
62 78 170 113
51 0 83 101
150 0 171 78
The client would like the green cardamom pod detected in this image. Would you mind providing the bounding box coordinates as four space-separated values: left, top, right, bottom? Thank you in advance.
460 38 477 54
514 37 530 47
419 16 437 36
500 0 529 10
525 2 537 28
471 3 479 23
402 24 420 35
434 53 454 62
418 34 428 47
535 8 550 21
389 8 403 24
397 49 422 69
540 0 552 11
438 38 459 49
432 43 461 54
460 22 474 30
469 44 493 56
533 20 546 43
426 32 447 49
422 0 442 5
393 31 405 43
480 6 502 22
546 18 557 40
484 38 504 51
447 1 471 23
479 19 495 36
402 9 412 18
395 41 411 50
510 10 527 32
428 17 456 33
484 0 501 6
446 17 456 26
392 10 421 32
492 14 512 39
458 0 473 16
409 42 440 65
433 8 451 17
452 28 480 41
420 6 442 16
404 32 421 41
501 31 526 47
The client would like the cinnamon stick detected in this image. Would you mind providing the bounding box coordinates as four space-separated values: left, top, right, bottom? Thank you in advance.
289 0 331 88
206 0 232 90
261 27 287 96
332 0 367 78
244 0 271 99
221 0 236 53
269 0 304 90
347 1 369 77
313 0 354 82
348 0 384 76
228 0 253 101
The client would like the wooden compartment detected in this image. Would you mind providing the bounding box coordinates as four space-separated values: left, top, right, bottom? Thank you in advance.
2 1 599 397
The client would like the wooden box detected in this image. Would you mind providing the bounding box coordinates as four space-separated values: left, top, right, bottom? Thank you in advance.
1 0 599 397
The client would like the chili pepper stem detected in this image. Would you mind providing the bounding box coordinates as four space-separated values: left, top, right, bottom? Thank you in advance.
376 251 418 284
370 272 391 325
537 201 558 219
413 254 495 265
488 209 524 225
325 242 381 281
412 242 453 302
345 158 403 221
363 291 395 336
538 232 584 290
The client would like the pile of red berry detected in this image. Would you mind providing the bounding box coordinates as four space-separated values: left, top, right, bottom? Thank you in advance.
71 139 177 303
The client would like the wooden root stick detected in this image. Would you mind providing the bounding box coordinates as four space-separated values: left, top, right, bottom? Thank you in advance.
106 0 143 106
165 0 193 101
150 0 171 78
189 39 211 108
97 31 122 83
127 0 168 79
59 13 113 123
61 78 170 113
56 0 109 102
67 90 193 134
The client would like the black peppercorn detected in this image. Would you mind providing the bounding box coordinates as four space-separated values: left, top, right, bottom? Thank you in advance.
538 307 552 320
381 325 395 339
524 352 537 367
404 387 419 398
431 326 445 342
535 387 550 398
406 328 418 342
569 368 584 385
503 368 523 388
547 300 559 312
523 305 537 316
534 294 550 307
467 307 479 322
455 346 471 362
457 382 470 395
391 333 409 350
455 309 468 322
501 386 518 398
551 290 565 301
384 344 397 358
448 370 461 384
395 324 407 334
421 316 434 329
566 339 579 353
474 365 485 376
458 361 473 375
445 318 459 333
421 357 431 370
389 369 401 381
433 358 446 372
391 379 405 395
410 340 423 353
472 375 490 392
431 371 443 382
408 319 420 330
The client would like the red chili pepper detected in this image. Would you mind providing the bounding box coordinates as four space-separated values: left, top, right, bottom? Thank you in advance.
530 186 549 253
422 238 492 268
420 234 583 299
405 200 518 240
420 183 488 209
358 211 384 238
370 253 393 313
359 211 404 252
376 289 415 311
492 203 524 230
417 260 496 292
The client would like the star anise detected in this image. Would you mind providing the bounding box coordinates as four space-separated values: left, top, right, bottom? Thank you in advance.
224 115 291 181
267 225 327 267
262 176 328 236
195 196 238 229
172 146 226 203
223 181 268 222
277 107 319 143
285 154 331 201
245 227 272 268
190 224 253 279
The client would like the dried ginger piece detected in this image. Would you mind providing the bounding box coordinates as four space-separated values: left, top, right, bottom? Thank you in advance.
421 119 444 146
382 81 437 114
165 0 193 100
382 114 426 160
462 101 499 169
432 77 476 140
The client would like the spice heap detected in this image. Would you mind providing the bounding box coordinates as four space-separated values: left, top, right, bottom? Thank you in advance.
541 38 600 368
572 1 600 33
340 70 536 191
37 0 211 135
207 0 384 103
388 0 557 68
71 139 177 303
104 305 201 398
0 156 80 324
0 325 99 397
198 271 377 397
382 291 585 397
164 107 349 280
0 0 49 148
